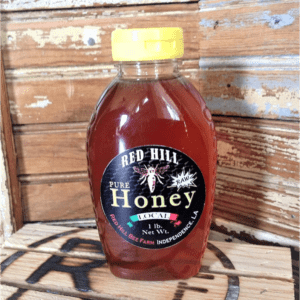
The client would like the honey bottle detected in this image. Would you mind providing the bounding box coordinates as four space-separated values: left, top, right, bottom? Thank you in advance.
87 27 217 280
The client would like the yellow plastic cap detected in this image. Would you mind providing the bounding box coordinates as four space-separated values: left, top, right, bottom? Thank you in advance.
111 27 184 61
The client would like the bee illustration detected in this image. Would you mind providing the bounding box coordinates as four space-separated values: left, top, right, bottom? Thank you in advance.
133 165 170 193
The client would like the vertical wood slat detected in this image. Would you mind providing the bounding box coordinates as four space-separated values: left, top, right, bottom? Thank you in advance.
1 52 23 231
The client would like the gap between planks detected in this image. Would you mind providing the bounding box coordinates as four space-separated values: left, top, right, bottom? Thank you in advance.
1 0 296 13
4 60 199 81
4 56 298 81
12 116 300 135
19 171 88 185
0 0 199 15
6 59 299 122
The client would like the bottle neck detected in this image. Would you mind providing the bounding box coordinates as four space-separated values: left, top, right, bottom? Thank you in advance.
117 59 180 80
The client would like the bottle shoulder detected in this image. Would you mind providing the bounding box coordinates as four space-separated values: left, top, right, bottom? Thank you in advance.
87 75 216 173
93 76 206 121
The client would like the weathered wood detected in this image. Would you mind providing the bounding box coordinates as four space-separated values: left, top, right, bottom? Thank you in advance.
19 166 299 240
43 218 96 228
4 224 103 259
3 224 293 280
215 118 299 180
1 4 200 69
213 118 299 240
0 273 294 300
1 0 195 11
14 118 299 178
7 76 112 125
5 62 199 125
15 130 87 174
200 69 299 120
0 224 294 300
236 278 294 300
199 1 299 57
1 3 298 287
1 256 293 300
2 2 299 69
0 52 23 232
1 2 197 23
291 248 299 299
1 284 82 300
199 55 299 70
214 167 299 240
1 0 295 12
5 60 299 124
211 217 300 249
19 172 88 185
1 246 22 261
14 117 299 240
21 181 93 222
0 222 4 246
199 0 296 11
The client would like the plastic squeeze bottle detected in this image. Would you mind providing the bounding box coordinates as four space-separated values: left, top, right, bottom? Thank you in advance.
87 27 217 281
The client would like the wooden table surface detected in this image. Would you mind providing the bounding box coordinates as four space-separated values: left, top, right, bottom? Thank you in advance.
0 223 295 300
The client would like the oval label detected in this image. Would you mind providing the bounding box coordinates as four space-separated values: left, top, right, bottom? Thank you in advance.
101 145 205 249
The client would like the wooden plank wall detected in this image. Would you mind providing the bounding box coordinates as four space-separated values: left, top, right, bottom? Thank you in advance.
1 0 299 243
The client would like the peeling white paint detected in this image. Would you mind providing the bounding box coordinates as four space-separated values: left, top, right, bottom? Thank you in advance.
1 0 190 11
263 190 300 212
1 31 17 48
199 19 215 28
25 98 52 108
202 68 299 119
84 50 102 56
258 9 298 29
4 26 106 50
66 81 75 99
199 8 299 30
217 125 299 178
9 100 22 116
217 164 299 210
206 87 299 119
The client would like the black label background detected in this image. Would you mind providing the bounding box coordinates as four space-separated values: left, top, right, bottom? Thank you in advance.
101 146 205 249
